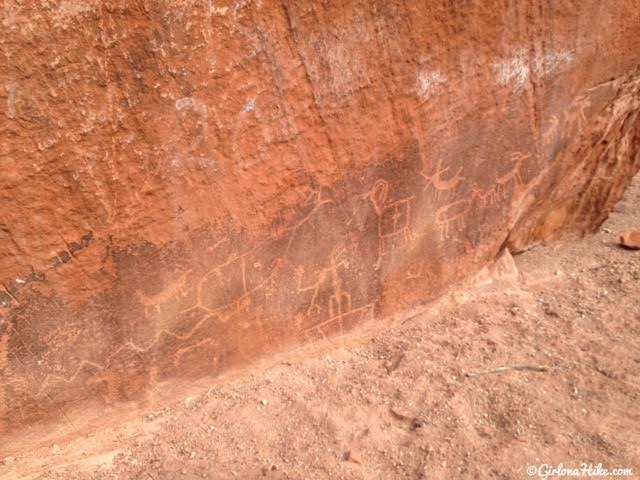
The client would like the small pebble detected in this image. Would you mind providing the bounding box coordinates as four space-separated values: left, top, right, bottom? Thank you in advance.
344 450 363 464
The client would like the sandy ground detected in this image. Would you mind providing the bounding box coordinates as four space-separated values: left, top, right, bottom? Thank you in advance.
2 175 639 480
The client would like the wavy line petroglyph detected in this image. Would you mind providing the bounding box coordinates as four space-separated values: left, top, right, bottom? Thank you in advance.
136 269 192 308
30 191 341 399
35 251 269 397
174 337 218 368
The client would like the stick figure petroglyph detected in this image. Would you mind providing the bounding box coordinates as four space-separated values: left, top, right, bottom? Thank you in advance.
295 247 350 322
369 179 414 270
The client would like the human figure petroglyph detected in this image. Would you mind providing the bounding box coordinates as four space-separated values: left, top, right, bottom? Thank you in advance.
369 180 414 270
6 138 454 418
31 232 283 401
295 247 349 322
326 249 353 337
15 162 417 411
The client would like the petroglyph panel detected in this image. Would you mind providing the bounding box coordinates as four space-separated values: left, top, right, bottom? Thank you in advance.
1 0 640 451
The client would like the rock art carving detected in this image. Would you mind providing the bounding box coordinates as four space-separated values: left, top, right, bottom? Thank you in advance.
369 180 414 270
421 159 465 203
1 0 639 454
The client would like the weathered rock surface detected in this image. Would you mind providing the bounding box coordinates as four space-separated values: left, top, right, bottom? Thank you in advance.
1 0 639 449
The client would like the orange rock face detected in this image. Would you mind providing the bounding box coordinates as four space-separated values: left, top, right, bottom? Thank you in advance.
1 1 639 447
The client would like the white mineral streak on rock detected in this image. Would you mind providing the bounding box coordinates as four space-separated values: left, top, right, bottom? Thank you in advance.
243 99 256 112
493 48 574 90
416 69 447 101
493 49 530 90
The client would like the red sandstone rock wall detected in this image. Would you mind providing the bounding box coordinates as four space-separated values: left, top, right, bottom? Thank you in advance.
1 0 639 446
